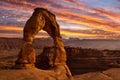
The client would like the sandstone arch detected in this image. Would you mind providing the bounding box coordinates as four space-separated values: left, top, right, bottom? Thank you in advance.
15 8 73 79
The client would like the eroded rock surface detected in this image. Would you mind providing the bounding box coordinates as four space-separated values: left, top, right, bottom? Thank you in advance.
74 68 120 80
0 68 120 80
0 68 72 80
37 46 120 75
15 8 73 79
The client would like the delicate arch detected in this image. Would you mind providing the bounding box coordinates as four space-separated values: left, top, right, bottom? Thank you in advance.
16 8 66 67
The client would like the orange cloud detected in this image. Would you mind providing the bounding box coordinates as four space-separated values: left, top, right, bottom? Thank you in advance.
54 8 120 34
0 26 23 31
0 0 120 39
60 29 120 39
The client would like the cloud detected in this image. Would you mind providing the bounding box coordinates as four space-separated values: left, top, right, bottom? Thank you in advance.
55 8 120 33
117 0 120 2
62 29 120 39
0 0 120 39
64 0 77 3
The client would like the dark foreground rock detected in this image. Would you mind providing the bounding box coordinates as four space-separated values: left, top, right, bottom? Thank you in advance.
37 47 120 75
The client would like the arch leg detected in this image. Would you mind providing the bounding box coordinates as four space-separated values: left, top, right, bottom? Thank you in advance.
43 20 66 67
15 13 45 68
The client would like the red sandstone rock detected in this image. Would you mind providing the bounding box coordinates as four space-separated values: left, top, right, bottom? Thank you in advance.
15 8 73 79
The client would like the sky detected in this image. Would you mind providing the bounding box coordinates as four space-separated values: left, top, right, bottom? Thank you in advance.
0 0 120 39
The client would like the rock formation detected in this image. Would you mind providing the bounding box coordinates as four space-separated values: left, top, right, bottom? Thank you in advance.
37 46 120 75
15 8 73 79
1 47 120 80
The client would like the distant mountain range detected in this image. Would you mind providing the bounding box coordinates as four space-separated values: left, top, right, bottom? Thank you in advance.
0 37 120 50
63 38 120 50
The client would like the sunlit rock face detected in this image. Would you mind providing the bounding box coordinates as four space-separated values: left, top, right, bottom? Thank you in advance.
15 8 73 80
